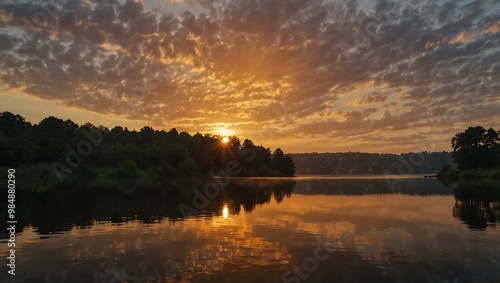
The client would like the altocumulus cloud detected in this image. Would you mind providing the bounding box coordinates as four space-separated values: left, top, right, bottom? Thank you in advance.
0 0 499 152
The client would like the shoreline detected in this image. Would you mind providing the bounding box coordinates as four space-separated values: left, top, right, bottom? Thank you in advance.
437 166 500 180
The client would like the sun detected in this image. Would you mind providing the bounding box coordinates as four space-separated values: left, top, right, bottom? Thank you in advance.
222 136 229 143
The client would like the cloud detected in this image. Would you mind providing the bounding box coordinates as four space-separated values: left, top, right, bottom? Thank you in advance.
348 93 388 106
0 0 499 152
0 34 14 50
425 19 500 47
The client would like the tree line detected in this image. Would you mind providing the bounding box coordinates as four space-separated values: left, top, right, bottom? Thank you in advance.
0 111 295 177
290 152 453 175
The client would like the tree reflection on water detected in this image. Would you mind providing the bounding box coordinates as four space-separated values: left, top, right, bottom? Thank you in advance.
447 180 500 230
2 176 296 235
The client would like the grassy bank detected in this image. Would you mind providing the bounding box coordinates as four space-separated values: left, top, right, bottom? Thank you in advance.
437 165 500 180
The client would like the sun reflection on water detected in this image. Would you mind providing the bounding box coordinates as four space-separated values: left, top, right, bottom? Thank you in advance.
222 204 229 219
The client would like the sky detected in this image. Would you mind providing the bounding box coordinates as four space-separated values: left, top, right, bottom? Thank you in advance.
0 0 499 153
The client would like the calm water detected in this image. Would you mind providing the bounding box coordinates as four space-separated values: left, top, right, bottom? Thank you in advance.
1 176 499 283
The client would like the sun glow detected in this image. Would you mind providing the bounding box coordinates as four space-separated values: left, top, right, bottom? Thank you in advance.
222 205 229 219
212 123 235 137
222 136 229 143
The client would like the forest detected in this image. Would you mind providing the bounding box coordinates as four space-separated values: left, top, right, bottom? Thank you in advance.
290 151 454 175
0 111 296 178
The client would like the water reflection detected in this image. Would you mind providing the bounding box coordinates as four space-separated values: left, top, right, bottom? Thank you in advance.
0 176 296 235
446 180 500 230
222 204 229 219
1 176 500 283
293 176 454 195
3 176 499 235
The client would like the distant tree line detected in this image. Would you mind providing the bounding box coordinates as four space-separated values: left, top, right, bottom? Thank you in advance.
290 152 454 175
0 111 295 177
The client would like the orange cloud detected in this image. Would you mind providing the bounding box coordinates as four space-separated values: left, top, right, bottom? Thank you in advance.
448 30 477 44
425 20 500 48
481 20 500 34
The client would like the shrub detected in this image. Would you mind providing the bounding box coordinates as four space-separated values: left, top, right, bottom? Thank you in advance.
115 161 141 177
437 164 452 177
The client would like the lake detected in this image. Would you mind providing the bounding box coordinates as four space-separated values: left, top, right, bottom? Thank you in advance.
1 175 499 283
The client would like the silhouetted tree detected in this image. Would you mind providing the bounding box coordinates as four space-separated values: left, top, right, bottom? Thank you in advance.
451 126 500 170
139 126 155 145
242 139 255 149
273 148 296 176
0 111 31 137
0 111 36 166
34 116 78 163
